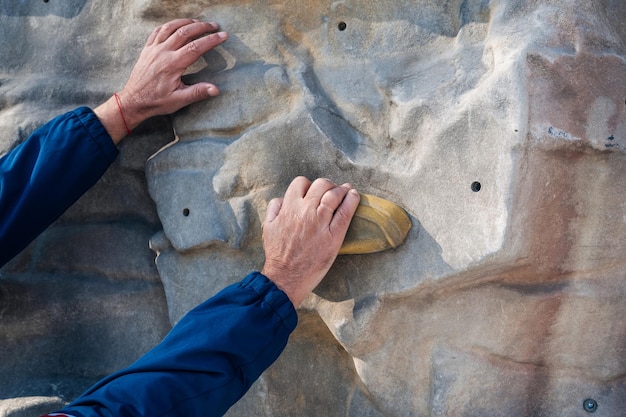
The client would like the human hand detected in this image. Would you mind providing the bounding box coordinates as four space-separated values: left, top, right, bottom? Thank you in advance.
95 19 228 144
261 177 360 307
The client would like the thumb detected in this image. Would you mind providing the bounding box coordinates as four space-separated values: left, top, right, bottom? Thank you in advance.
265 198 284 224
176 82 220 107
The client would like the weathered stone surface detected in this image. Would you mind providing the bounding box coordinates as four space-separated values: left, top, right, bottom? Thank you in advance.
2 0 626 416
0 1 172 411
226 312 382 417
0 397 66 417
0 272 169 400
36 222 161 281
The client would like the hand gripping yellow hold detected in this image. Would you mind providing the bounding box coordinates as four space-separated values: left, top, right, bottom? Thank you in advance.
339 193 412 255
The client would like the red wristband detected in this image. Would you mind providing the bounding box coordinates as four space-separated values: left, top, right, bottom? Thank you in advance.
113 92 132 135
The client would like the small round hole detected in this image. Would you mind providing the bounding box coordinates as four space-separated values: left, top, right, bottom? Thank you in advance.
471 182 482 192
583 398 598 413
183 208 190 217
338 22 347 31
43 0 49 3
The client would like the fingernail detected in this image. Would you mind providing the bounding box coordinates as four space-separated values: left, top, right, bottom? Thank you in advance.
350 189 359 195
217 31 228 39
207 85 218 96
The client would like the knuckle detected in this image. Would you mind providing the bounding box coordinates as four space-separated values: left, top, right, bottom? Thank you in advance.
312 177 335 190
193 85 205 101
293 176 311 186
321 189 339 204
334 207 351 225
315 177 333 184
176 26 190 39
185 39 201 53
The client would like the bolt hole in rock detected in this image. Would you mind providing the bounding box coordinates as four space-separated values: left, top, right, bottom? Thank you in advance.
182 208 190 217
471 181 481 192
338 21 347 31
583 398 598 413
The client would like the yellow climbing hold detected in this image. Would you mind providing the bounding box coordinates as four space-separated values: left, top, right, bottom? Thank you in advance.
339 193 412 255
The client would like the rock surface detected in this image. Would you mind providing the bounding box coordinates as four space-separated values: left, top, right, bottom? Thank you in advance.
2 0 626 416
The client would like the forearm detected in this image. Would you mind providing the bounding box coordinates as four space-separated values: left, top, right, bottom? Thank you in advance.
0 107 118 267
55 272 297 417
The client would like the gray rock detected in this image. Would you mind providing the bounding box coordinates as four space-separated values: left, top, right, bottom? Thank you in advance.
2 0 626 416
0 272 170 400
0 397 66 417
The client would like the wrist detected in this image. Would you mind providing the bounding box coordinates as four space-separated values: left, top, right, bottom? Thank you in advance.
93 92 149 145
93 96 130 145
114 93 132 136
261 265 301 308
114 89 148 131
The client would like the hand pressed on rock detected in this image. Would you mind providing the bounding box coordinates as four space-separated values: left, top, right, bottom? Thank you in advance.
261 177 360 307
95 19 228 144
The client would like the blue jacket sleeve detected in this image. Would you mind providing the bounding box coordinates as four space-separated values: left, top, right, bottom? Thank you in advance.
0 107 118 267
54 271 298 417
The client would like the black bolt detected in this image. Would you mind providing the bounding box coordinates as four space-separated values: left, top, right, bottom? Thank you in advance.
471 181 481 192
338 22 347 31
183 208 190 217
583 398 598 413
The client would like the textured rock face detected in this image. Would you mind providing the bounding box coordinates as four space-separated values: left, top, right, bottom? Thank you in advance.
0 1 173 412
2 1 626 416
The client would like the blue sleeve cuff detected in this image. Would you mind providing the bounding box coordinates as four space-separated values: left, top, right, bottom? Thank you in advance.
240 271 298 333
73 106 118 163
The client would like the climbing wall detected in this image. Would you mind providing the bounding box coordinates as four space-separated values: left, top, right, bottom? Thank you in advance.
1 1 626 416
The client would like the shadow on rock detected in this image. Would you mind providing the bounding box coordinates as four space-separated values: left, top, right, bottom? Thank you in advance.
0 0 87 18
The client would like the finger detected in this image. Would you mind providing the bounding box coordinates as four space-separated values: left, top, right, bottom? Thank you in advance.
165 21 221 51
283 176 312 201
329 189 360 238
316 184 351 222
150 19 200 45
265 198 284 224
304 178 338 204
170 82 220 109
175 31 229 69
